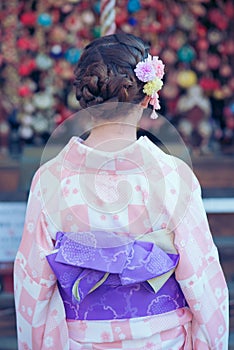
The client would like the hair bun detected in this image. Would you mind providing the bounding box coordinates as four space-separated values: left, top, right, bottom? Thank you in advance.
74 33 150 113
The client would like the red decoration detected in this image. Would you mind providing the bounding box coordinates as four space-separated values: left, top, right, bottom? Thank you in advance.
224 1 234 19
17 37 38 51
51 9 61 23
18 85 32 97
207 54 221 70
208 8 228 31
20 12 37 26
196 23 207 37
199 77 220 91
197 38 209 51
220 40 234 55
116 9 128 26
18 59 36 76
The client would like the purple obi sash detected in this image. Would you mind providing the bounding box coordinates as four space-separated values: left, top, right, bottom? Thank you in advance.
46 231 187 320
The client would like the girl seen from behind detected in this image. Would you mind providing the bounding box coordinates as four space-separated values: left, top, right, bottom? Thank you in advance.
14 33 229 350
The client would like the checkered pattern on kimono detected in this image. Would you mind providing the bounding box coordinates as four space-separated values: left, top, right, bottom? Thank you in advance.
174 175 229 349
14 175 70 350
14 136 229 350
67 309 193 349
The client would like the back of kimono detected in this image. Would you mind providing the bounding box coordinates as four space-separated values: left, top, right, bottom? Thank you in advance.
14 32 229 350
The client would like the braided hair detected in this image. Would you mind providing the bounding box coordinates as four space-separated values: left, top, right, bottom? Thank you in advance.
74 33 150 114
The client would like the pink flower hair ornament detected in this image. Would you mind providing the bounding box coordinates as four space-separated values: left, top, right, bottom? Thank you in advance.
134 54 165 119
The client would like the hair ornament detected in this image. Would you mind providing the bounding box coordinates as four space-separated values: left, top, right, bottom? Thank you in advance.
134 54 165 118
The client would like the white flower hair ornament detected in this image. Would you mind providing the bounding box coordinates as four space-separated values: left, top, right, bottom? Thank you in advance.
134 54 165 119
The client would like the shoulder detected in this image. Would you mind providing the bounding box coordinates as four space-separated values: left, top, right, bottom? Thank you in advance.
29 138 77 197
36 137 79 177
141 136 200 193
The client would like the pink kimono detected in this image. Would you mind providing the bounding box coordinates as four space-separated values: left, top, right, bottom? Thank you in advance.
14 136 229 349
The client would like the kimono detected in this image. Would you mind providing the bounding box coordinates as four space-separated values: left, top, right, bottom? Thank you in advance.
14 135 229 349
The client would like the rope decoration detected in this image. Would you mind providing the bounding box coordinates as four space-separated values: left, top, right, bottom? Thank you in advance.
100 0 116 36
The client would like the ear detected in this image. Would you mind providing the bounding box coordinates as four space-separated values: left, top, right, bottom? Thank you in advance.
140 96 151 108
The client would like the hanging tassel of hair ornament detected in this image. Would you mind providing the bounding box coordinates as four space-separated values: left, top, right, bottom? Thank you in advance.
134 54 165 119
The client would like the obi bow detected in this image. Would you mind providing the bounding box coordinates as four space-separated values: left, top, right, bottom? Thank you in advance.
46 229 179 304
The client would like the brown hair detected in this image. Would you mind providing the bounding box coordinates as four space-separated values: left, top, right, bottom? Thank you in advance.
74 33 150 112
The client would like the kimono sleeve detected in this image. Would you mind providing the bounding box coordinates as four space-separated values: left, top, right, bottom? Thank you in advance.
174 173 229 349
14 169 69 350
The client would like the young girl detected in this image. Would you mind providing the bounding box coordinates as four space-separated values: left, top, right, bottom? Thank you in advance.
14 33 229 349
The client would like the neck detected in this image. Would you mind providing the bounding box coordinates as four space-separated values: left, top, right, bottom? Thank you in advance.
84 121 138 151
83 106 144 151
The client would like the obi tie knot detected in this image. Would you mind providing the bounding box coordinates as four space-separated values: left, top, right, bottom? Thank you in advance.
47 230 179 303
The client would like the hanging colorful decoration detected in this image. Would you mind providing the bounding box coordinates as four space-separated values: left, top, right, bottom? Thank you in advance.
33 92 55 110
36 53 54 70
20 11 37 26
177 70 197 88
177 45 196 63
127 0 141 14
0 0 233 152
18 60 36 76
18 85 32 98
50 45 63 59
37 13 53 27
64 48 81 64
1 0 20 106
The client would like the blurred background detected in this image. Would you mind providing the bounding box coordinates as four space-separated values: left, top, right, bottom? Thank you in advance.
0 0 233 349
